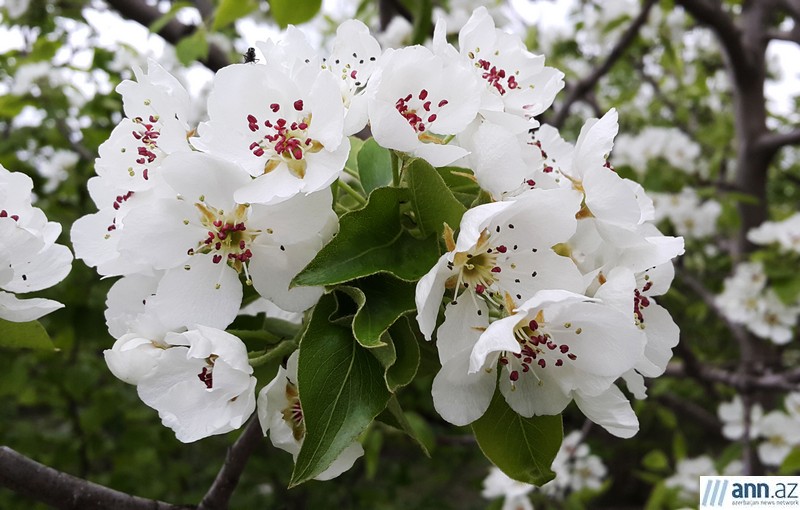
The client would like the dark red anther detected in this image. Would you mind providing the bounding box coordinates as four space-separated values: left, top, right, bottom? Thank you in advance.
294 99 304 111
496 245 507 253
247 114 257 123
559 344 569 353
528 319 538 331
419 89 428 100
427 114 437 123
491 267 501 273
197 367 213 389
567 353 577 360
438 99 448 107
538 359 546 368
212 254 222 264
510 370 519 382
298 122 308 130
270 103 280 112
555 359 563 367
475 284 485 295
143 169 149 180
526 179 536 187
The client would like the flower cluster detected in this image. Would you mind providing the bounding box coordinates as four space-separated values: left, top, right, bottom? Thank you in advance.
716 262 799 345
0 165 72 322
71 6 684 486
718 394 800 466
651 188 721 240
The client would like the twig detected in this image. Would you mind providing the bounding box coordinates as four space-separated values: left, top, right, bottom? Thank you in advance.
197 418 264 510
654 393 722 433
756 129 800 156
550 0 657 128
0 446 190 510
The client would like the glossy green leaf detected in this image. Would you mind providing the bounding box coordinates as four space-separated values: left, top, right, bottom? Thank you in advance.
472 390 562 486
357 138 393 195
338 274 416 348
292 187 440 286
378 396 432 457
384 317 420 390
0 319 55 350
213 0 258 30
406 159 467 237
269 0 322 27
292 294 390 486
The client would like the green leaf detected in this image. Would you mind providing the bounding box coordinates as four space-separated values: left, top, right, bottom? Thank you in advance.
384 317 420 390
471 390 562 486
149 1 193 34
293 187 440 286
642 450 669 471
780 447 800 474
213 0 258 30
269 0 322 27
378 396 432 457
405 158 467 237
175 29 209 66
291 294 391 486
411 0 433 45
0 319 55 350
437 166 480 208
357 138 393 195
338 274 417 348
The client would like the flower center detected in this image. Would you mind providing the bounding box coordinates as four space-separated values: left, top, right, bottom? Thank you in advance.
499 311 580 388
191 200 260 282
475 59 519 96
281 381 305 441
447 229 504 299
0 210 20 222
244 100 323 179
196 354 218 389
395 88 450 142
130 115 163 182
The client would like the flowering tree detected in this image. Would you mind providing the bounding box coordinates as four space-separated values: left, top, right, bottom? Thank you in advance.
1 1 799 509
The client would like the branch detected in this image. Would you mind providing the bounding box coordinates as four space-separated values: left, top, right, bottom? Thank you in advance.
197 418 264 510
665 361 800 391
756 129 800 155
550 0 657 128
654 393 722 432
0 446 190 510
103 0 230 72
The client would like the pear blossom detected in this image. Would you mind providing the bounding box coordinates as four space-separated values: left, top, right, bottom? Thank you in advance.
748 213 800 254
416 187 585 341
543 431 607 495
192 61 350 205
756 411 800 465
115 152 337 329
451 7 564 122
367 45 482 167
717 395 764 440
0 165 72 322
467 289 645 437
665 456 717 498
481 466 534 510
257 352 363 480
651 188 722 239
136 326 257 443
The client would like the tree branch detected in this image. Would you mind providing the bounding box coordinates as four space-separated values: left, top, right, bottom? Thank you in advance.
103 0 230 71
550 0 657 128
197 418 264 510
0 446 190 510
756 129 800 155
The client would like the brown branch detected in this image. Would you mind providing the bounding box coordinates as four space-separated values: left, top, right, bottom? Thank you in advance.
654 393 722 432
103 0 230 71
550 0 657 128
665 361 800 392
197 418 264 510
0 446 190 510
756 129 800 155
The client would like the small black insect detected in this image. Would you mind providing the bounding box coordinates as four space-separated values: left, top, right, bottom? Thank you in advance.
243 47 258 63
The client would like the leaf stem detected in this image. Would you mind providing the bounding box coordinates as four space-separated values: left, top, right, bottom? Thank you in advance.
249 339 298 367
337 179 367 206
391 151 400 186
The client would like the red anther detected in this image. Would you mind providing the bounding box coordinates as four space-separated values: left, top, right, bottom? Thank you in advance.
350 70 357 79
546 341 556 350
499 357 509 365
528 319 538 331
418 124 425 132
559 344 569 353
523 357 532 364
270 103 280 112
143 169 149 180
496 245 507 253
298 122 308 130
522 363 530 372
419 89 428 100
215 242 222 250
555 359 563 367
508 76 518 89
538 359 546 368
253 148 265 157
526 179 536 187
107 224 116 232
568 353 577 360
197 367 213 388
292 147 303 160
239 240 246 249
265 120 272 127
510 370 519 382
212 254 222 264
543 166 553 173
427 114 437 123
276 118 286 127
113 203 120 210
491 266 501 273
249 123 258 132
236 223 246 231
305 138 312 145
249 142 259 151
136 158 146 165
404 93 412 102
217 231 227 240
438 99 448 107
213 220 222 227
132 131 142 139
247 114 257 123
475 284 485 294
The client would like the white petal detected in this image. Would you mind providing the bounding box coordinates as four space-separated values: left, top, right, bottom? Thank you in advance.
573 385 639 438
432 349 496 426
0 290 63 322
